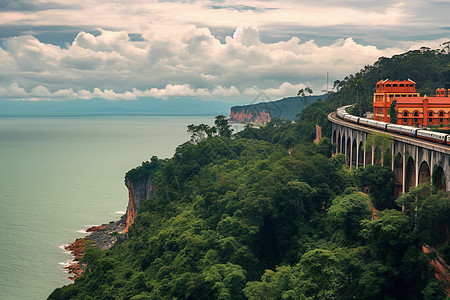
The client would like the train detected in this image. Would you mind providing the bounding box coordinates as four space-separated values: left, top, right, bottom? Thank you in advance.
336 105 450 145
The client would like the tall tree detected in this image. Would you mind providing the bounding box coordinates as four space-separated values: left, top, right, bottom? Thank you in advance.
352 74 366 116
187 123 215 143
214 115 233 138
389 100 397 124
297 87 313 107
328 192 372 243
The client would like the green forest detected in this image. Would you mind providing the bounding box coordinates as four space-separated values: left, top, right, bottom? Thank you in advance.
49 48 450 300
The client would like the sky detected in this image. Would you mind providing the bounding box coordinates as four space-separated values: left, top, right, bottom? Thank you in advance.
0 0 449 104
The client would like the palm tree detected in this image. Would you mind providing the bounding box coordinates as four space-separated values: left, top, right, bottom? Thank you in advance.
297 87 313 107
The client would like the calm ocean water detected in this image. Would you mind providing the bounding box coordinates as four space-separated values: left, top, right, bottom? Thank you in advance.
0 115 240 300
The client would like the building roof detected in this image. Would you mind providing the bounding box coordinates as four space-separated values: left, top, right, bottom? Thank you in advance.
376 79 416 84
396 97 450 105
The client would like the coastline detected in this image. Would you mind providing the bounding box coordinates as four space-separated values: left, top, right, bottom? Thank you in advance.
64 215 127 280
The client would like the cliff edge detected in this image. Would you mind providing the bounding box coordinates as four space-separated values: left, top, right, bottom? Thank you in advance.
123 156 161 232
123 177 154 233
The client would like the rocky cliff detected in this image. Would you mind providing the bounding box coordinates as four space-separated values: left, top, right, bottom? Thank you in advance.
230 95 326 124
123 177 155 233
123 157 161 232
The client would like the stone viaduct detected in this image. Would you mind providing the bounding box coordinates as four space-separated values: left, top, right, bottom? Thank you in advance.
329 112 450 196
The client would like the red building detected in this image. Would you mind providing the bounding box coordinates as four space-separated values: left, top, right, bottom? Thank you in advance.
373 79 450 127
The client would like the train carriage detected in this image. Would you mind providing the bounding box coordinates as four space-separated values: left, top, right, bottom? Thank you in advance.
336 110 347 119
336 105 449 146
343 114 360 124
358 118 370 126
386 124 418 137
374 121 388 130
363 119 379 129
417 130 447 144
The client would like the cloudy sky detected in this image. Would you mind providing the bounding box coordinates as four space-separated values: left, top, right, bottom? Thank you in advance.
0 0 449 102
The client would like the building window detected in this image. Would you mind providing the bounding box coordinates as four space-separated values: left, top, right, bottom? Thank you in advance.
413 111 419 123
400 84 404 87
386 84 391 87
393 84 398 87
439 111 444 117
428 111 433 117
428 118 432 123
440 118 443 122
403 118 407 123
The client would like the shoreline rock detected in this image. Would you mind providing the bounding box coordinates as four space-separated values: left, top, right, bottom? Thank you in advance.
64 238 85 280
64 215 127 280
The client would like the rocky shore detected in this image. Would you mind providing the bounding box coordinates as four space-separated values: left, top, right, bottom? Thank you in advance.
64 214 127 280
63 174 153 279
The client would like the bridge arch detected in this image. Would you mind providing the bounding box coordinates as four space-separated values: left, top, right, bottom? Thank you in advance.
337 132 341 154
418 161 431 185
383 149 392 167
374 146 381 165
358 141 364 168
352 139 357 168
341 133 346 155
405 156 416 192
432 165 446 191
332 130 337 153
346 137 351 166
365 144 372 166
393 153 403 198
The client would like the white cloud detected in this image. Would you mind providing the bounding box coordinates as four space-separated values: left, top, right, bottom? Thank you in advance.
0 83 28 97
0 24 446 101
252 82 307 99
0 1 448 102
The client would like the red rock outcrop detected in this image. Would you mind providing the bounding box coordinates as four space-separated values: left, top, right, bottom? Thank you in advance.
230 109 271 124
86 224 106 232
123 178 154 233
423 245 450 296
64 238 87 280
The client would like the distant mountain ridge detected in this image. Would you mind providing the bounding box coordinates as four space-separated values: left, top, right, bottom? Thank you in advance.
230 95 327 124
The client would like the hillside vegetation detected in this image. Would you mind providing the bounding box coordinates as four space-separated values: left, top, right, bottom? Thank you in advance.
49 48 450 300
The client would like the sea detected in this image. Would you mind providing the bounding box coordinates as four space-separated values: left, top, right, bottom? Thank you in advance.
0 115 243 300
